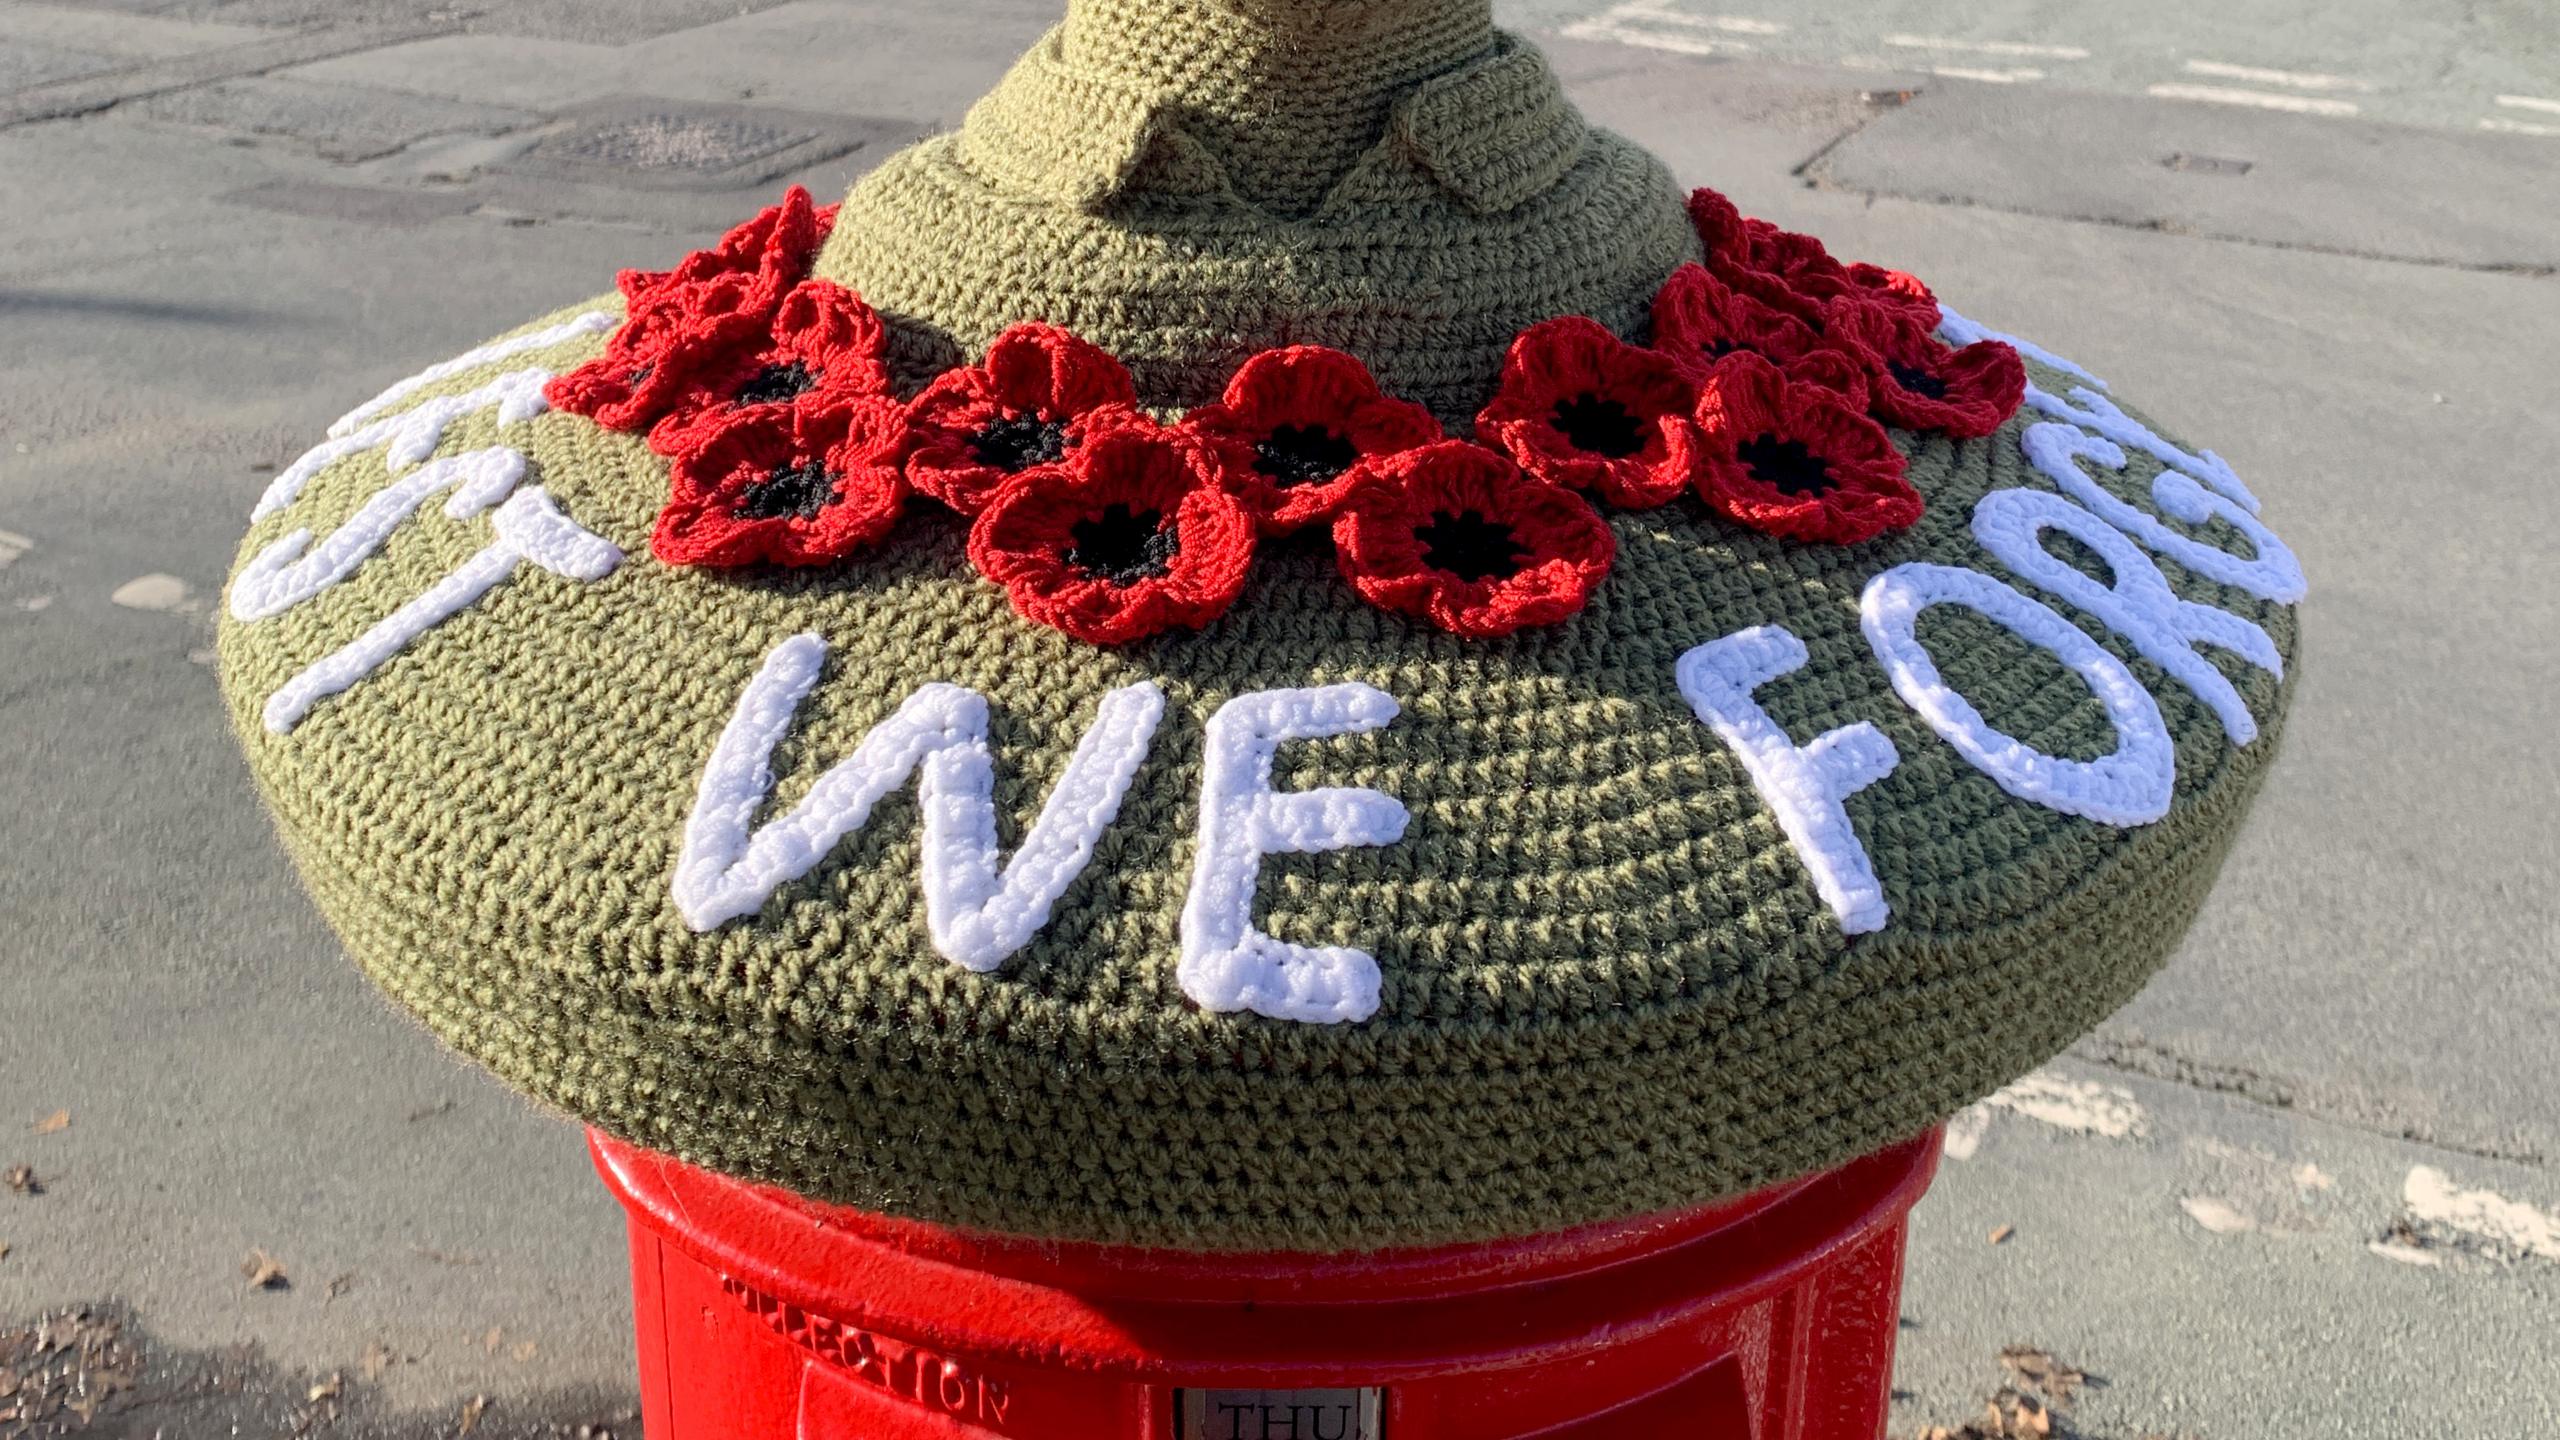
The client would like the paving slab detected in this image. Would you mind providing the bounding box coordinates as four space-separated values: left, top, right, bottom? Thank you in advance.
1808 78 2560 272
1899 1060 2560 1437
133 75 543 161
289 0 1054 127
0 1 272 62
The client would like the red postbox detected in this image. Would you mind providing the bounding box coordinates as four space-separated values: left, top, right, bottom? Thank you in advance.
593 1127 1941 1439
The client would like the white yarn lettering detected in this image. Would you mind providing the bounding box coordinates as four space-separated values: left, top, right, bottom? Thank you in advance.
1861 563 2176 827
1935 304 2265 515
1677 627 1901 935
327 312 614 439
2024 383 2262 515
230 448 525 621
254 368 553 521
1179 685 1408 1026
672 634 1165 974
1972 488 2283 745
261 486 622 735
2021 422 2304 605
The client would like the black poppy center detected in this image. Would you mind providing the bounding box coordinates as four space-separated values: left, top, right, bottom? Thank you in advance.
971 414 1071 472
1888 360 1949 399
1552 392 1648 458
735 460 840 521
1699 337 1743 362
1737 434 1834 496
1417 508 1530 583
627 362 654 386
1254 423 1361 487
1066 503 1179 586
733 360 817 407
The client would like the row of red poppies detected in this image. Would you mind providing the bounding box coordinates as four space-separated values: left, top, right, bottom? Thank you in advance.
543 187 2027 644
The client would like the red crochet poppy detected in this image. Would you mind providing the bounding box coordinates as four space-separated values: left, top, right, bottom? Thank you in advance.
616 186 836 320
967 420 1255 645
1476 317 1700 509
1334 441 1617 638
1691 352 1922 545
1182 346 1442 535
905 324 1142 516
652 397 908 569
1780 342 1875 412
1649 262 1822 379
543 274 770 434
1689 185 1873 324
1845 262 1940 327
1823 297 2025 439
646 280 892 455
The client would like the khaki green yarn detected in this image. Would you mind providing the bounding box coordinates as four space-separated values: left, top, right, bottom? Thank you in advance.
218 300 2299 1250
819 0 1701 420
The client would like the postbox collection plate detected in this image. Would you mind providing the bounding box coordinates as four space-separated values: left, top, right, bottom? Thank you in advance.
1174 1388 1384 1440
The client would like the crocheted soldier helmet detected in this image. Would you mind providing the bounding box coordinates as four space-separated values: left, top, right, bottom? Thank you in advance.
220 0 2305 1250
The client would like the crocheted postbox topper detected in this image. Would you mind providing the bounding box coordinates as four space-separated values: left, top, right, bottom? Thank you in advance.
219 0 2303 1251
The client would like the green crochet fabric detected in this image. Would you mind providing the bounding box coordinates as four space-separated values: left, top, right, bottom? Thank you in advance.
219 301 2298 1249
219 0 2303 1250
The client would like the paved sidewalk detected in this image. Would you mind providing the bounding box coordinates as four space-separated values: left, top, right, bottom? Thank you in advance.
2 2 2555 1435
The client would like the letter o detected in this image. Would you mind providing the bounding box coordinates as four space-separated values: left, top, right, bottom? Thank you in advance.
1860 563 2176 826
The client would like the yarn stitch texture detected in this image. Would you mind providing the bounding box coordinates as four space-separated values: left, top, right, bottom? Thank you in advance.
218 2 2303 1251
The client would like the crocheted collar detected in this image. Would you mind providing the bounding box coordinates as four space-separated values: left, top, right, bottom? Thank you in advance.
963 29 1582 219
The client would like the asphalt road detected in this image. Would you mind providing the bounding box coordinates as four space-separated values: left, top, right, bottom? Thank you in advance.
2 1 2556 1436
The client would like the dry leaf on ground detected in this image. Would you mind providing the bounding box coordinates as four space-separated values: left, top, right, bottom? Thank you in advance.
31 1111 69 1135
243 1248 290 1290
5 1165 39 1195
1998 1346 2089 1406
458 1393 491 1436
1987 1224 2015 1245
360 1340 397 1380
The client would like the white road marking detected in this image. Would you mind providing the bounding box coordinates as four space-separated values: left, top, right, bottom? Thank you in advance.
2146 82 2361 117
2182 58 2372 92
2479 117 2560 137
2180 1196 2255 1235
1931 65 2045 85
1985 1071 2150 1140
1941 1103 1992 1160
1617 1 1785 35
1882 33 2089 61
109 574 192 612
2495 94 2560 116
2366 1240 2442 1268
2403 1166 2560 1261
1559 17 1748 57
0 527 31 568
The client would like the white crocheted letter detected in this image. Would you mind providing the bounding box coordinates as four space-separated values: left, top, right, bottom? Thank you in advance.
1861 563 2177 827
260 486 620 735
1179 685 1408 1025
1678 626 1900 935
2020 422 2302 604
673 634 1164 972
1973 487 2283 745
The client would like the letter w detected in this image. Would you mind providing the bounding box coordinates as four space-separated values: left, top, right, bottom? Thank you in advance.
672 633 1164 972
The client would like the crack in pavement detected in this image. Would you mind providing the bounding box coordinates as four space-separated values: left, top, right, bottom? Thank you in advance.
0 20 472 132
1794 165 2560 278
2070 1032 2550 1169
